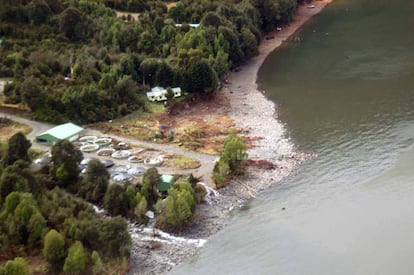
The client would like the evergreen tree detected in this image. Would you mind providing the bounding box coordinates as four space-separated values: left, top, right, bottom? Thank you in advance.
20 76 45 111
43 229 66 269
141 168 160 207
51 140 82 188
104 184 129 216
99 216 131 258
13 196 46 247
213 131 247 187
0 172 27 202
91 250 103 275
63 241 87 274
3 132 31 166
184 60 218 93
155 62 175 87
27 0 52 25
222 131 248 174
156 181 196 231
200 11 223 29
3 257 30 275
134 193 148 223
59 7 82 40
240 27 259 59
81 159 109 202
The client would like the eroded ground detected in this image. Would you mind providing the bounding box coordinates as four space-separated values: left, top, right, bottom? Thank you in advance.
93 90 235 155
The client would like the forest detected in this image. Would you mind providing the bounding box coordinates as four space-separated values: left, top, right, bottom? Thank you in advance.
0 129 207 273
1 0 303 124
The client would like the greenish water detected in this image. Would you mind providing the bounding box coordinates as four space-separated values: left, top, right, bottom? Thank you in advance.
172 0 414 274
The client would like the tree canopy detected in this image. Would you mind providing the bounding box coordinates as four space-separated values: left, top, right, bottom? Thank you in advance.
51 140 82 188
43 229 66 269
0 128 132 273
0 0 302 124
214 131 247 187
2 132 31 166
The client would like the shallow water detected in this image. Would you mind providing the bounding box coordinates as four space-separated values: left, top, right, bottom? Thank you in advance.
172 0 414 274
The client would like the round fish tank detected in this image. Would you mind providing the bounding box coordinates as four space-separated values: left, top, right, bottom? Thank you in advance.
80 143 99 152
111 150 132 159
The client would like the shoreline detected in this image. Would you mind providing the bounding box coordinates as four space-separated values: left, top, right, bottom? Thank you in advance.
128 1 334 274
225 0 334 192
227 0 334 160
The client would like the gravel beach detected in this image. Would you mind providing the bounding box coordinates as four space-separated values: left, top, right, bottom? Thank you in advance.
128 1 334 274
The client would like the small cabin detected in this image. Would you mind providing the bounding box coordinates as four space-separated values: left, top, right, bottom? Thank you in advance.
174 23 200 28
171 87 182 98
146 86 182 102
147 87 167 102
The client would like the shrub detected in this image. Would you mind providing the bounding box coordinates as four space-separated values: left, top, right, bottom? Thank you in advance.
134 193 148 224
99 216 131 258
103 184 128 216
222 131 248 175
141 168 160 207
43 229 66 269
91 250 103 275
3 257 30 275
213 131 247 188
63 241 87 274
80 159 109 202
213 156 230 188
2 132 31 166
51 140 82 188
194 183 207 203
156 181 196 231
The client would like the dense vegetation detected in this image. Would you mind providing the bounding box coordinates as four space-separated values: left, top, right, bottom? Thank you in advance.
214 131 247 187
1 0 303 124
0 133 206 273
0 136 130 273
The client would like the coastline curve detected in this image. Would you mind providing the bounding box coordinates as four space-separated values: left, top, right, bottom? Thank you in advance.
225 0 334 192
130 1 335 274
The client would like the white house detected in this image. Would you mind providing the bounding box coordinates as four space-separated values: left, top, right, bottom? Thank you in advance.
0 80 12 93
171 87 182 98
174 23 200 28
147 87 167 102
146 87 182 102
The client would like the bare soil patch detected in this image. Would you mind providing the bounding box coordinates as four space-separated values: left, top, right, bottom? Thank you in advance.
166 2 178 10
160 90 234 154
92 90 234 155
0 117 32 142
115 10 140 21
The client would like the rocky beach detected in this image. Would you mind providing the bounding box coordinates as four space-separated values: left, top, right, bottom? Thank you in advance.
128 1 334 274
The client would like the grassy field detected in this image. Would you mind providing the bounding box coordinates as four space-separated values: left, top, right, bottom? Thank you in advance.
164 155 201 170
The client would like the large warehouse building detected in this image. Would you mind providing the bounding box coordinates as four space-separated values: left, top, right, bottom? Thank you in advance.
36 123 84 145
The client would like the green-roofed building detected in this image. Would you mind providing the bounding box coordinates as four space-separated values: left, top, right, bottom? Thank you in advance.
36 123 84 145
157 175 175 192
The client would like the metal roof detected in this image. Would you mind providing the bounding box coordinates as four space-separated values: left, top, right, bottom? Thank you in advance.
147 86 182 97
158 175 175 192
161 175 174 183
36 123 84 140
